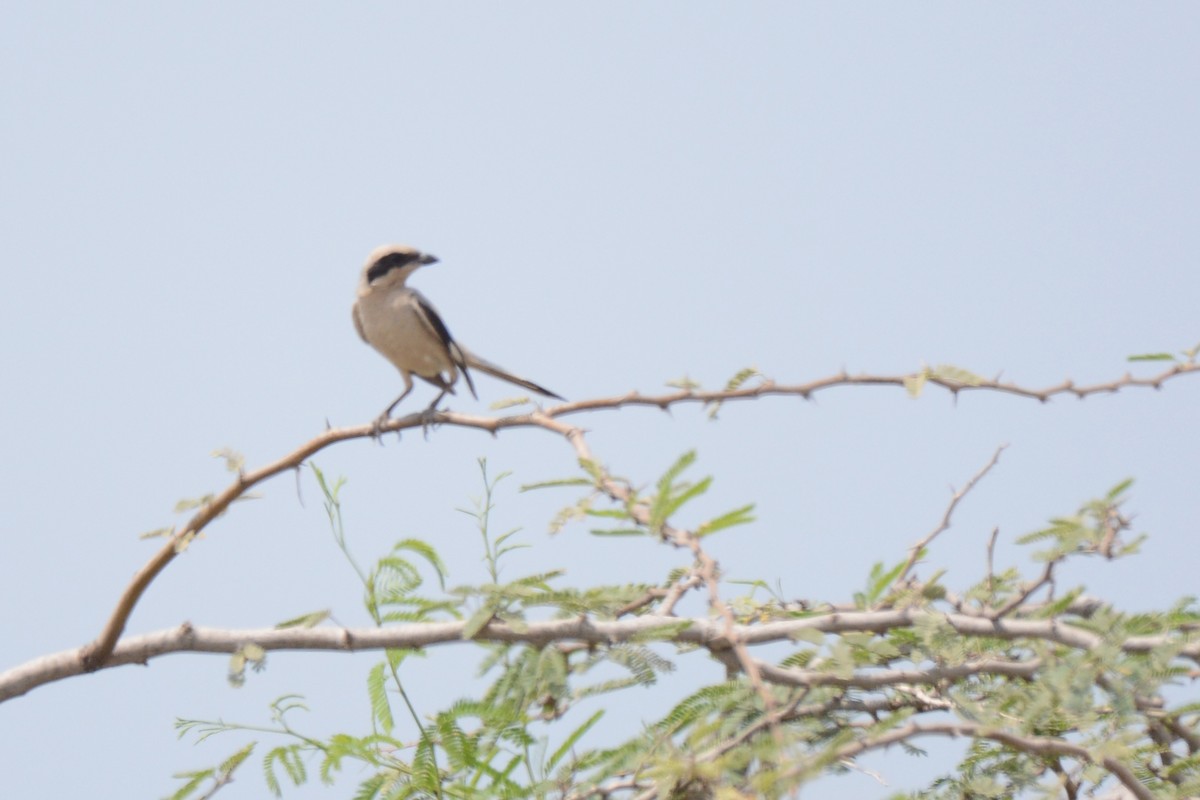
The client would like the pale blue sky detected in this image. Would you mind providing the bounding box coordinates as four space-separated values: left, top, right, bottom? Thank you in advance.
2 4 1199 798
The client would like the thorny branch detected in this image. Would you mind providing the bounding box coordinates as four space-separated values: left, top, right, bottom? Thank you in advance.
792 721 1157 800
70 360 1199 673
989 555 1060 619
528 412 785 745
893 445 1007 589
7 608 1200 702
1 359 1196 797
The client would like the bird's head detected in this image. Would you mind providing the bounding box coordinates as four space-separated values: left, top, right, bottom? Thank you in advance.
360 244 439 290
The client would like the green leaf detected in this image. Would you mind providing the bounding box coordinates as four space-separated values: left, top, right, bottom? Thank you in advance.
275 610 331 629
629 620 694 642
696 504 756 537
219 742 255 776
174 494 215 513
490 395 538 409
790 627 825 645
577 458 606 484
510 569 564 587
904 370 928 398
495 542 531 559
649 451 699 526
412 737 441 790
1035 587 1084 618
520 477 594 491
173 530 198 554
1128 352 1178 362
860 558 910 606
462 605 495 639
366 662 393 733
262 747 285 796
139 525 175 540
932 364 985 386
546 709 604 771
724 366 761 391
228 643 266 687
310 462 346 504
585 508 633 519
275 745 306 786
658 476 714 522
212 446 246 473
666 374 702 391
657 451 697 496
589 528 645 537
392 539 448 590
1106 477 1135 500
706 367 761 419
166 770 214 800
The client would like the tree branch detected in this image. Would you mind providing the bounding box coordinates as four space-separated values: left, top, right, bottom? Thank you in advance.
8 609 1198 702
797 720 1155 800
60 361 1197 692
709 649 1041 689
894 445 1006 588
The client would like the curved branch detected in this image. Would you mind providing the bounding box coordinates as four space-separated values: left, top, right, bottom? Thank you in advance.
802 721 1154 800
78 425 366 670
709 649 1041 689
556 360 1199 412
7 608 1198 702
69 361 1198 672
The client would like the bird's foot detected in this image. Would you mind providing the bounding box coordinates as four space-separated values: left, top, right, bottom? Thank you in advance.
371 412 394 443
419 403 444 440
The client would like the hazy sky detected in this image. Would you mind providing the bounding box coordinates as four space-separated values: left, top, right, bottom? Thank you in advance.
2 5 1199 798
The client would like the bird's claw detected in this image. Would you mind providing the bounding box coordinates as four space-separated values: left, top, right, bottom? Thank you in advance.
371 413 394 443
419 404 444 440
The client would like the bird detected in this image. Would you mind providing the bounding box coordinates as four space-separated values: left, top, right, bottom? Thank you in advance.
352 244 564 430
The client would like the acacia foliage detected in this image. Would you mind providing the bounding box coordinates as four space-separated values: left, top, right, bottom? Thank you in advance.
169 452 1200 800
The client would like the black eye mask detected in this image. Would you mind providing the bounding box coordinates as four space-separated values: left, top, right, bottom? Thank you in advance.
366 251 420 284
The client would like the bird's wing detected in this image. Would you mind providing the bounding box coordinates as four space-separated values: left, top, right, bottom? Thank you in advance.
351 301 368 343
409 291 477 399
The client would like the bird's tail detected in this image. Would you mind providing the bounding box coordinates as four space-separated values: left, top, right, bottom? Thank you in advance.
461 349 565 401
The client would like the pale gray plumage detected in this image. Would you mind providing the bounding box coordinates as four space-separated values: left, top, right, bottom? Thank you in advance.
353 244 563 427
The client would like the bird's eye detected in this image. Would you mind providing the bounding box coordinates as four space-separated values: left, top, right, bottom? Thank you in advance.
366 252 417 283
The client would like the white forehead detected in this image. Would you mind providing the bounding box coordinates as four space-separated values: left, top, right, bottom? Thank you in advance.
364 243 421 267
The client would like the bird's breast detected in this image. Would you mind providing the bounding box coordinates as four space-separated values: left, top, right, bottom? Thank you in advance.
356 291 454 378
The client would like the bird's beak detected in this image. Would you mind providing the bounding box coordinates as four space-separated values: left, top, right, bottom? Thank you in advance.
419 253 439 265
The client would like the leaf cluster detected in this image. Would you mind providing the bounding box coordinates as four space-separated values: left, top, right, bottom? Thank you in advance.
168 455 1200 800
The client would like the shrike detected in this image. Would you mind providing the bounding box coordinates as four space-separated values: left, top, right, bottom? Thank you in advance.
353 244 563 428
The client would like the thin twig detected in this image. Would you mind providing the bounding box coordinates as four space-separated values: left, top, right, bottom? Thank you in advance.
551 360 1200 415
986 526 999 599
790 721 1155 800
894 446 1007 588
989 557 1061 619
